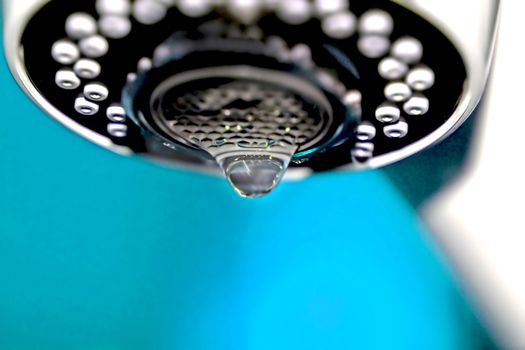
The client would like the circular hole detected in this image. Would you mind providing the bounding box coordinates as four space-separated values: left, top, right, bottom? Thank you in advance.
391 36 424 64
408 108 423 115
99 15 132 39
322 12 357 39
385 82 412 102
177 0 213 18
52 40 80 65
404 95 430 116
314 0 349 17
74 59 101 79
352 142 374 162
406 66 435 91
55 69 81 90
356 122 376 141
75 97 99 115
84 83 109 101
96 0 131 16
375 103 401 123
359 9 394 36
108 123 128 138
379 57 408 80
384 120 409 139
66 13 97 39
358 35 391 58
226 0 265 24
59 53 72 61
80 35 109 58
133 0 168 24
276 0 312 25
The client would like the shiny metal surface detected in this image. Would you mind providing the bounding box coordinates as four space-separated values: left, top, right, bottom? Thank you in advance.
2 0 496 177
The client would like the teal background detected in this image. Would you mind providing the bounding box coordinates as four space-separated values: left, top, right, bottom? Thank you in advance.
0 19 487 350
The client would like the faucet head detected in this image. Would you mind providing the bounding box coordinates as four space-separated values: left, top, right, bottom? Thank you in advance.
7 0 468 197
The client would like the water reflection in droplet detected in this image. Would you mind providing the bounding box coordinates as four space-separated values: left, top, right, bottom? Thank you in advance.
221 154 291 198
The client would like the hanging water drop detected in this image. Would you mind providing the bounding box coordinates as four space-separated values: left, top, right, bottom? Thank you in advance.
221 154 291 198
142 70 334 198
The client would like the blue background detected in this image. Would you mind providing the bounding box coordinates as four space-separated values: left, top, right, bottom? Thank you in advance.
0 19 487 350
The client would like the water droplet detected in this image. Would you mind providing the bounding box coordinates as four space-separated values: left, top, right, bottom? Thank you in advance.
146 75 333 198
221 154 291 198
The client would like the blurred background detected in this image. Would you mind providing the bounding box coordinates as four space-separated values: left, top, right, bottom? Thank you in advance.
0 1 523 349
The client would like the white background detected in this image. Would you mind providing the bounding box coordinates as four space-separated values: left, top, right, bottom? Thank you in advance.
424 1 525 348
